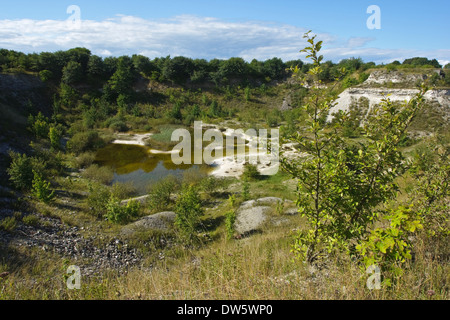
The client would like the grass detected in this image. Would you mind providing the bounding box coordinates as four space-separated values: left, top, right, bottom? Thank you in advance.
1 210 447 299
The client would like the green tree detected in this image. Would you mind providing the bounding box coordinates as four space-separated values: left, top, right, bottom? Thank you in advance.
7 151 34 190
174 185 204 242
106 56 135 101
87 55 105 78
225 210 237 240
403 57 442 68
39 70 53 82
62 61 83 85
28 112 49 139
49 125 63 150
31 170 55 204
281 31 428 265
162 56 194 84
169 102 183 121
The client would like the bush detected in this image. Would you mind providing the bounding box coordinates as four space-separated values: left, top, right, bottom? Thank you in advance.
199 176 222 198
105 196 140 224
109 119 128 132
148 175 178 211
242 163 260 180
0 217 17 232
23 214 40 226
73 152 96 169
82 164 114 185
7 151 34 191
174 185 203 242
39 70 53 82
31 170 55 204
28 112 49 139
342 76 359 89
49 125 63 150
67 130 105 154
87 183 111 218
225 210 236 240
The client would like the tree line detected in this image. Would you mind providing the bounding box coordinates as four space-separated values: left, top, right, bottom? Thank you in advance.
1 47 447 89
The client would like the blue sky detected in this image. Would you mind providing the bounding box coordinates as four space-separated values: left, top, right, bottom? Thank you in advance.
0 0 449 64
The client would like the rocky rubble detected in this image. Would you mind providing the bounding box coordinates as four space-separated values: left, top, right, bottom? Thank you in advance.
0 214 143 277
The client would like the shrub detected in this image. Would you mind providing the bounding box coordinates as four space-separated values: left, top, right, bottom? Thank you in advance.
342 76 359 88
82 164 114 185
39 70 53 82
67 130 105 154
31 170 55 204
0 217 17 232
23 214 40 227
225 210 237 240
242 163 260 180
199 176 222 198
74 152 96 169
148 175 178 211
105 196 140 224
228 194 237 208
49 125 63 150
7 151 34 190
87 183 111 218
28 112 49 139
109 119 128 132
174 185 203 242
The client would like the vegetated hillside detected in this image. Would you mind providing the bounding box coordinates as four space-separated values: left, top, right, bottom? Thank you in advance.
0 47 449 300
0 73 54 183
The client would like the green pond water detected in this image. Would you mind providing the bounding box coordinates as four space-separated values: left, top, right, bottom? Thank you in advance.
94 143 213 195
94 129 253 195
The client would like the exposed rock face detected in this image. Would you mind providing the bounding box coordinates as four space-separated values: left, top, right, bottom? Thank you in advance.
330 88 450 117
328 70 450 121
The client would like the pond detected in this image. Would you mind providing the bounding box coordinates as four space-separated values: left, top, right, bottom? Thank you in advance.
93 125 277 195
94 143 212 195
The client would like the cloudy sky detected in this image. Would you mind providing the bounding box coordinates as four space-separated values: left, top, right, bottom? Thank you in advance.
0 0 449 65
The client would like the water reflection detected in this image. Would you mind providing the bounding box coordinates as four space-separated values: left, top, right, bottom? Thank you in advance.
94 144 210 195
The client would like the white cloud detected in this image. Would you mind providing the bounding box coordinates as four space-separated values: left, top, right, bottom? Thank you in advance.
0 15 447 64
346 37 375 48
